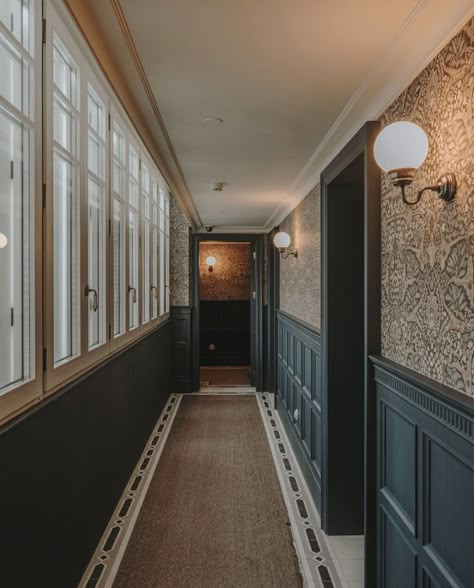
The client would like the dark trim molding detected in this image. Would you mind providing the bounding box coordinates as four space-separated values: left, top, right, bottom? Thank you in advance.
192 234 263 392
372 356 474 441
321 121 381 584
171 306 192 393
277 310 321 338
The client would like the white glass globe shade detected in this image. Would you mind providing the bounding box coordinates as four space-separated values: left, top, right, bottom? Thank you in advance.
206 255 216 266
0 232 7 248
273 231 291 249
374 122 429 172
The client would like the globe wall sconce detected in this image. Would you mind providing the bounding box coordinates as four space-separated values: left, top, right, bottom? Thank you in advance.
206 255 216 272
0 232 8 248
373 121 457 206
273 231 298 259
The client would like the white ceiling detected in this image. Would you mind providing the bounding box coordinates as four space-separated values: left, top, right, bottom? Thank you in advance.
78 0 474 231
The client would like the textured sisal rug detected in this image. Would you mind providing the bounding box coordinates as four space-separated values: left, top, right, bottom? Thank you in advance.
200 366 251 387
113 395 302 587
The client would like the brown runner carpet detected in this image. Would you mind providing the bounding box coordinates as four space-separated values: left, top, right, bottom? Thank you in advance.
113 396 302 588
200 366 251 387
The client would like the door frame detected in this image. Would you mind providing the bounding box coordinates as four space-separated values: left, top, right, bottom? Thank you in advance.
192 233 263 392
320 121 381 588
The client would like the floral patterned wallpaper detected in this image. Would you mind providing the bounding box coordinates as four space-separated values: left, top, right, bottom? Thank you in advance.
169 195 192 307
381 17 474 397
199 242 251 301
279 185 321 330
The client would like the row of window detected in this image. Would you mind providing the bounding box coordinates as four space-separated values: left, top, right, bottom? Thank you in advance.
0 0 171 420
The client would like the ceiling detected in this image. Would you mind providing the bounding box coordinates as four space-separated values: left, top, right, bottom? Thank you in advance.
75 0 474 231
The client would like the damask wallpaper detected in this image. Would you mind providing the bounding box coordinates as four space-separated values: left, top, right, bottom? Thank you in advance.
199 242 251 301
169 195 192 307
279 185 321 330
381 17 474 397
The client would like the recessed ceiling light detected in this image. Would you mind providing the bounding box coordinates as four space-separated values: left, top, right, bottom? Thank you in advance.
203 117 223 128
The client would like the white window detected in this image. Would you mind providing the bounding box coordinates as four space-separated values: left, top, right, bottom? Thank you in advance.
0 0 36 397
86 82 107 351
159 187 170 317
128 143 140 330
150 176 159 320
51 30 81 367
141 160 151 325
111 116 127 339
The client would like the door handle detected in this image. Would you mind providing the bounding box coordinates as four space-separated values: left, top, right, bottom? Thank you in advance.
128 285 137 304
85 286 99 312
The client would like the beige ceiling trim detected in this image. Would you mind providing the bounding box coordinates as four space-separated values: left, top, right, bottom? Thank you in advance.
109 0 201 229
267 0 474 231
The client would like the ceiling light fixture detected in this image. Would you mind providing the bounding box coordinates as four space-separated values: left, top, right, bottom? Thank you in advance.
211 182 225 192
203 116 223 129
0 232 8 248
273 231 298 259
373 121 457 206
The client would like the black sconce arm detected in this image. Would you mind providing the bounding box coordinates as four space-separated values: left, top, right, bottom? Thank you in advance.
280 250 298 259
400 173 457 206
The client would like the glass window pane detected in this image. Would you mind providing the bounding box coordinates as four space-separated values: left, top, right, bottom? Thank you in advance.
128 209 139 329
128 144 139 330
53 150 79 364
141 163 150 324
112 121 126 338
0 0 32 52
0 108 33 392
52 33 80 367
87 85 106 350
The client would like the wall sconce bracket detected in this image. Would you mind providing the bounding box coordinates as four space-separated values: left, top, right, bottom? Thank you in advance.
399 173 457 206
279 249 298 259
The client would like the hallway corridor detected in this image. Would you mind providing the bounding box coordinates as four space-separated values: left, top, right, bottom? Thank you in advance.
81 393 351 588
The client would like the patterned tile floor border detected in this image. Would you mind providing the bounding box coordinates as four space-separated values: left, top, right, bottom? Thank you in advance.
79 391 345 588
79 394 182 588
256 393 343 588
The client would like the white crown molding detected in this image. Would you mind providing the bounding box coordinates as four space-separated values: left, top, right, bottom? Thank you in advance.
265 0 474 230
109 0 201 231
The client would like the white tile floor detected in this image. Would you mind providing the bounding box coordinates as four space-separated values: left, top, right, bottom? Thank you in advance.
325 535 365 588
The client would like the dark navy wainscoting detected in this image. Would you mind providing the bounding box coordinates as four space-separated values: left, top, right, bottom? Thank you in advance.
373 356 474 588
171 306 192 393
0 321 173 588
276 310 322 511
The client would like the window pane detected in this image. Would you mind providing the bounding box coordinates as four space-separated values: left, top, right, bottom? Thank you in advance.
0 0 32 52
141 164 150 324
128 209 139 329
52 36 80 366
112 121 126 338
0 108 33 392
53 151 79 363
128 145 139 330
87 85 106 350
151 180 158 319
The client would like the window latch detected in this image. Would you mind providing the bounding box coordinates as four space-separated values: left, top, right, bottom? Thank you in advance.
85 286 99 312
128 285 137 304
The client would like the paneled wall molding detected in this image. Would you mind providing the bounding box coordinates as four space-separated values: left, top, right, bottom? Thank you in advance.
276 310 322 510
372 356 474 442
375 354 474 588
171 306 192 394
